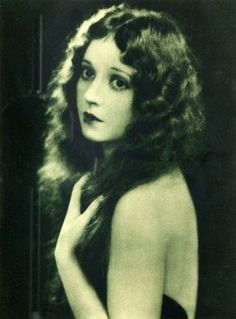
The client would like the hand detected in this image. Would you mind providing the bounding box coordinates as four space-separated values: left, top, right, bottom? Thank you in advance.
55 174 104 261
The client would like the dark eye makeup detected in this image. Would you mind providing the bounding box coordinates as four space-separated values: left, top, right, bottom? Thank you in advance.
79 61 132 91
80 64 95 80
110 75 131 91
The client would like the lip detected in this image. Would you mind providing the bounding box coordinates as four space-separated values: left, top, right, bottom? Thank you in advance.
83 111 103 122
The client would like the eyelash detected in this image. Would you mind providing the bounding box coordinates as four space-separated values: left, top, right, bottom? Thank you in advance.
80 66 95 81
80 65 131 91
110 75 130 91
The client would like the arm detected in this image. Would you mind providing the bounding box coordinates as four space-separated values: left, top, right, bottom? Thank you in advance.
55 176 182 319
107 185 171 319
56 252 108 319
54 175 108 319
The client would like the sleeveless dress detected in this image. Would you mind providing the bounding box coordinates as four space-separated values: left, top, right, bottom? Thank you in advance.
161 295 188 318
44 176 188 318
45 294 188 318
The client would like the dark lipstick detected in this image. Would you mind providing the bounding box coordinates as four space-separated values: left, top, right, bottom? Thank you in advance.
83 111 103 123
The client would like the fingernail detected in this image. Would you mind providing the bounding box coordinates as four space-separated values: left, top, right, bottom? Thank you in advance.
84 172 91 179
82 173 90 182
99 195 105 201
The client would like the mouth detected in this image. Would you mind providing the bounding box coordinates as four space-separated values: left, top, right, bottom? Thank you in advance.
83 111 103 123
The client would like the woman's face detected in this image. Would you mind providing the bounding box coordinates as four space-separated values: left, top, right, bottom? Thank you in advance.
76 36 136 145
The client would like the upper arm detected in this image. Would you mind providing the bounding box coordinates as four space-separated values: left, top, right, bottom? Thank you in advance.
107 185 172 319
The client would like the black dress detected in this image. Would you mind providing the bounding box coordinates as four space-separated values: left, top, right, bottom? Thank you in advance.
161 294 188 318
44 294 188 319
44 177 188 319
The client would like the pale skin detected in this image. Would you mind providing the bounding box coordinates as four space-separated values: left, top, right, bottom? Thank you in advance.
54 36 198 319
76 36 136 157
55 171 198 319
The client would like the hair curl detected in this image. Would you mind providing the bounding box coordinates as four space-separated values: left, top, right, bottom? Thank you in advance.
38 3 205 310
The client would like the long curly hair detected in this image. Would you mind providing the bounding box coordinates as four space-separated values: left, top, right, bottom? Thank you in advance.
38 3 205 310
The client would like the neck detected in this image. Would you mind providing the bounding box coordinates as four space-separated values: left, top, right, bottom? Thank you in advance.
101 140 121 159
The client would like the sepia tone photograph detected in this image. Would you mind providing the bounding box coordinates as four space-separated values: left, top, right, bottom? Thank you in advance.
1 0 236 318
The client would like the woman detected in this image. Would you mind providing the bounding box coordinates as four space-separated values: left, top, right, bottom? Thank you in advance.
38 3 205 319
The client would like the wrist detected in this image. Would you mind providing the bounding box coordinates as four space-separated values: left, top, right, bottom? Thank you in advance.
54 245 78 268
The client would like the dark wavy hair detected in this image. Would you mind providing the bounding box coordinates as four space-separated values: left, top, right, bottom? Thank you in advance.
38 3 205 310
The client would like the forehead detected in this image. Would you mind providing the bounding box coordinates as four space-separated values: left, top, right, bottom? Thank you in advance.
83 36 136 75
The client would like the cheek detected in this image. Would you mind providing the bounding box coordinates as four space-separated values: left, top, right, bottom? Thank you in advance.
113 96 133 127
123 94 133 120
76 83 85 111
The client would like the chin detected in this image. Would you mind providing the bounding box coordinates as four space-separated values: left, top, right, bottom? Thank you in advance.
81 129 107 143
80 123 123 143
82 130 122 145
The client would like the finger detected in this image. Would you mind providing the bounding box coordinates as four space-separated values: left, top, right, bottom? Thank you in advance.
66 174 90 221
76 195 104 227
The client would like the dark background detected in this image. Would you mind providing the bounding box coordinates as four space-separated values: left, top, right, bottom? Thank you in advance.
1 0 236 318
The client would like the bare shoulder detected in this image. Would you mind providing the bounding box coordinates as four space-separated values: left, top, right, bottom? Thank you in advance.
110 169 198 318
112 167 196 242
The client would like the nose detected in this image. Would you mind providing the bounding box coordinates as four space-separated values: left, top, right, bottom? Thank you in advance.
84 78 102 106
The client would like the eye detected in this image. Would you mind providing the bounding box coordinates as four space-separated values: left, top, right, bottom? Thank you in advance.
80 65 95 81
110 75 131 91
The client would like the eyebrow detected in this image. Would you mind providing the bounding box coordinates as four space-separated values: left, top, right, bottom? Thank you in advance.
81 59 91 65
111 67 133 78
81 59 133 78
